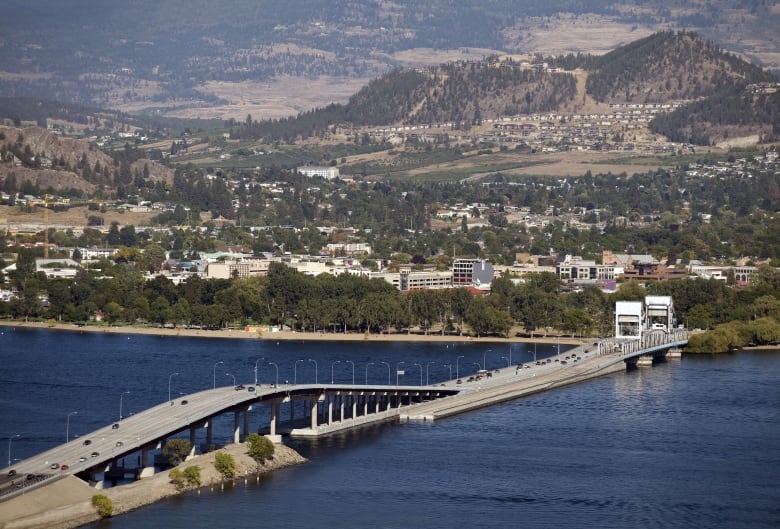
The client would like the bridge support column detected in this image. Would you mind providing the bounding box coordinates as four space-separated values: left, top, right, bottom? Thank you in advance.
328 397 334 425
205 420 213 451
233 411 241 444
187 428 197 460
340 396 345 422
139 446 155 478
243 407 250 441
363 395 369 416
352 395 357 419
375 395 381 414
310 400 318 429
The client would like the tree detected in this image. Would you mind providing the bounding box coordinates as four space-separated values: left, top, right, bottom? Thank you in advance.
245 433 275 464
162 439 192 466
214 451 236 479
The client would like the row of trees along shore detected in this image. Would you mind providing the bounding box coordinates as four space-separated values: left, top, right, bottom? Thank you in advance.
2 256 780 351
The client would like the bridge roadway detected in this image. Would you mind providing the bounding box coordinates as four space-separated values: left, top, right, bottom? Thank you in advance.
401 329 689 421
1 330 687 501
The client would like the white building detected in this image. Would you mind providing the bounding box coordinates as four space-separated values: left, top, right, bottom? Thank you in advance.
297 166 340 180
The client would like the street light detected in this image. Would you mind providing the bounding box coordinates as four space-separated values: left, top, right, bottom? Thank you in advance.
413 363 422 386
443 363 453 380
380 361 391 385
225 373 236 387
254 357 265 386
66 411 78 443
472 362 481 373
456 355 464 379
294 359 305 384
268 361 279 386
501 356 510 367
483 349 492 371
213 361 224 389
346 360 355 385
331 360 341 384
119 390 130 421
396 361 405 386
426 361 436 385
168 372 180 402
309 358 318 384
365 362 375 384
7 434 20 467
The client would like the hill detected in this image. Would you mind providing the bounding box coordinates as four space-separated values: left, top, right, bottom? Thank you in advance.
0 1 778 117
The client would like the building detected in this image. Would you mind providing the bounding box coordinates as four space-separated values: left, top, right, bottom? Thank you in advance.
376 269 453 292
297 166 340 180
556 256 618 281
452 259 494 290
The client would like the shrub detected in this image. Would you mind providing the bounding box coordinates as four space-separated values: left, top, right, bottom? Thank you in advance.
91 494 113 518
245 433 275 464
182 465 201 486
214 451 236 479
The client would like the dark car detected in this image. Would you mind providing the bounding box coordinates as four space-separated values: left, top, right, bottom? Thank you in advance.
7 469 16 477
60 464 69 471
181 399 188 405
456 379 462 384
247 386 255 392
111 423 120 430
83 439 92 445
116 441 124 447
235 384 245 390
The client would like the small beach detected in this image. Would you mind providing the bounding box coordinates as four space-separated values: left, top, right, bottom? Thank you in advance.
0 320 584 345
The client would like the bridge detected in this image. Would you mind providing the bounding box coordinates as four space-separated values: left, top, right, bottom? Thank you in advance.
0 327 687 503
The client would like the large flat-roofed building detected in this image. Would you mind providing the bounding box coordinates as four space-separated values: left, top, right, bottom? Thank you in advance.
376 270 453 292
297 166 340 180
452 258 494 290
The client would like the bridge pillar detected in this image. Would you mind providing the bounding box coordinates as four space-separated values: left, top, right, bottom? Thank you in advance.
310 399 318 429
375 395 381 414
233 411 241 444
243 407 250 440
328 397 334 425
363 395 369 416
340 395 345 422
270 402 279 435
139 446 155 478
352 395 357 419
206 420 213 451
187 428 197 460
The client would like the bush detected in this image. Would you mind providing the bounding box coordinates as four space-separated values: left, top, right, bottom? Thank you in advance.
91 494 113 518
245 433 275 464
170 465 201 490
214 451 236 479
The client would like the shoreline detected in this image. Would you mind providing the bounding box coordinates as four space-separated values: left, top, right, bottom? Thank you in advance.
0 320 586 345
0 442 308 529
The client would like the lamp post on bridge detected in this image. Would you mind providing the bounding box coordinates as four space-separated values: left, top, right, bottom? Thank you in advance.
254 357 265 386
365 362 375 384
294 359 304 385
331 360 341 384
346 360 355 385
456 355 464 379
501 356 510 368
443 363 452 380
472 362 482 374
7 434 20 467
268 362 279 386
413 363 422 386
119 390 130 421
396 361 405 386
66 411 78 443
213 361 223 389
483 349 492 371
308 358 318 384
380 361 391 385
426 361 436 385
225 373 236 387
168 372 180 402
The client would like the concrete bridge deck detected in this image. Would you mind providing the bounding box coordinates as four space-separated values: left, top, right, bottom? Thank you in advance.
1 330 687 503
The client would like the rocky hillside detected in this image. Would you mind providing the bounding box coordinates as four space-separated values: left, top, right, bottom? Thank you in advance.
0 126 173 195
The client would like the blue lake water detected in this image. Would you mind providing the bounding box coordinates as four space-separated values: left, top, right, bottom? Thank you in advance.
1 327 778 528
